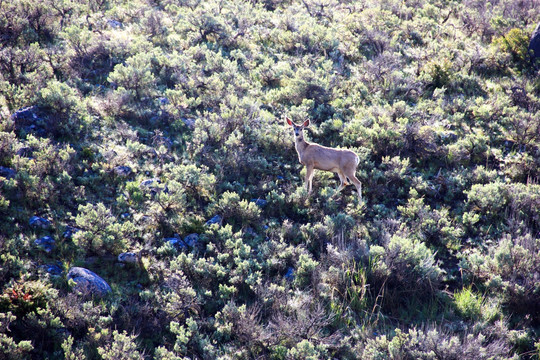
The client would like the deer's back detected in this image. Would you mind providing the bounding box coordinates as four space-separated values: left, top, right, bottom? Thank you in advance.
302 143 358 171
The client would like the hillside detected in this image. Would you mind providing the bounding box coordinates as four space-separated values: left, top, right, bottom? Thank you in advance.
1 0 539 358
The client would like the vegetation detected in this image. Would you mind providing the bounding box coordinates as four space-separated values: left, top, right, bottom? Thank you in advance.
0 0 539 358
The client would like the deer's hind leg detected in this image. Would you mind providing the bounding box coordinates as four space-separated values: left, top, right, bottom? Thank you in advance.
343 166 362 201
336 171 349 193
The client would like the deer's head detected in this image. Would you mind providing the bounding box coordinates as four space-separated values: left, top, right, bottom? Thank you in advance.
286 117 310 141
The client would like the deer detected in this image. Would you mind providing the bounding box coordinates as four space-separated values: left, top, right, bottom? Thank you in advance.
286 117 362 201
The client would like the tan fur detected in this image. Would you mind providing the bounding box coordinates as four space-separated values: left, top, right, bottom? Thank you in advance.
286 117 362 200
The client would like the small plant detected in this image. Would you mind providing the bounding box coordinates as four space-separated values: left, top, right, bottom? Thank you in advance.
492 28 531 67
97 330 144 360
422 58 453 88
454 287 482 321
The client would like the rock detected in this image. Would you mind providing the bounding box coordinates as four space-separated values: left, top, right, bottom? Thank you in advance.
114 165 133 177
67 267 112 297
29 216 52 229
181 118 196 129
284 267 295 281
164 237 181 247
63 226 81 239
55 328 71 338
140 178 161 188
205 215 222 226
107 19 123 28
140 178 162 196
10 106 48 137
163 234 198 249
183 233 199 247
529 22 540 64
34 236 55 252
118 252 139 264
251 198 268 207
0 166 16 179
16 147 34 158
39 264 63 276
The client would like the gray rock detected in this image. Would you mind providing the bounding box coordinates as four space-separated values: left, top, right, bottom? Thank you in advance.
114 165 133 177
29 216 52 229
10 106 48 137
530 22 540 63
251 198 268 207
140 178 163 196
16 147 34 158
181 118 196 129
63 226 81 239
140 178 161 189
67 267 112 297
107 19 123 28
34 236 55 252
164 237 181 247
39 264 63 276
163 234 199 249
0 166 16 180
284 267 295 281
205 215 222 226
118 252 139 264
184 233 199 247
163 237 180 246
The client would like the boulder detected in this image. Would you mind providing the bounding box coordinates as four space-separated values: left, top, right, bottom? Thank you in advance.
34 236 55 253
164 237 181 247
140 178 164 197
0 166 16 180
10 106 48 137
114 165 133 177
251 198 268 207
181 118 196 129
163 234 199 250
530 22 540 64
29 216 52 229
39 264 63 276
107 19 123 29
15 147 34 158
67 267 112 297
284 267 295 281
140 178 160 188
184 233 199 247
205 215 222 226
118 252 139 264
63 226 81 239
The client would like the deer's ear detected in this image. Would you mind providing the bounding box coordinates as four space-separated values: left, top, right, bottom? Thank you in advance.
286 117 293 126
302 119 310 127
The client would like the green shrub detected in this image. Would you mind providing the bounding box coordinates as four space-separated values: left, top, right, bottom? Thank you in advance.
97 330 144 360
212 191 261 228
0 312 34 360
361 327 515 360
368 233 443 313
73 202 133 256
464 232 539 318
454 287 483 321
492 28 531 67
422 58 453 88
108 53 157 102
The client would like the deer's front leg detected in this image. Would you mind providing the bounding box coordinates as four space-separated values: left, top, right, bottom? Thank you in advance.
305 165 314 194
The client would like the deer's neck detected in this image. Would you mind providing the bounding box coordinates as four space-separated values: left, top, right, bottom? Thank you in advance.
295 136 308 149
295 137 310 158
